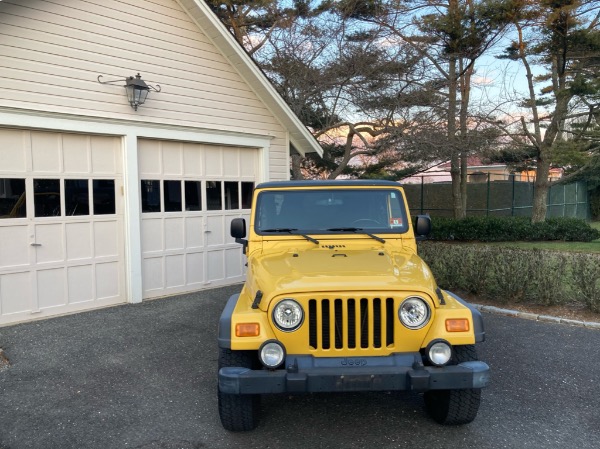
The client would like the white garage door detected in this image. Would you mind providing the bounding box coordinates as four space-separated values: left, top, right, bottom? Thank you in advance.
138 139 257 299
0 130 126 325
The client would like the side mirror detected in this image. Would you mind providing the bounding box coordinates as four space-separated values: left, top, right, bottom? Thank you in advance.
231 218 248 253
231 218 246 239
415 215 431 240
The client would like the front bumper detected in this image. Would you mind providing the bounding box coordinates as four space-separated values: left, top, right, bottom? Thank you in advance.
218 353 490 395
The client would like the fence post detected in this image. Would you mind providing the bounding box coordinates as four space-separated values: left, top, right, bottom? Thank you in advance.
420 176 424 215
574 182 578 218
511 174 515 216
563 183 566 218
575 183 587 218
486 173 491 216
532 180 535 219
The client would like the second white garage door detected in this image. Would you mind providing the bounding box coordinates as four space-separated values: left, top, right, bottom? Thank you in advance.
138 139 257 299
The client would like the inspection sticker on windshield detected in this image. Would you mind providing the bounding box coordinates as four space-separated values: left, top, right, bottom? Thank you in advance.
390 218 403 227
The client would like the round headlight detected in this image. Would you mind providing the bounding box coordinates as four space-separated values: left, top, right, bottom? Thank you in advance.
259 340 286 369
399 297 430 329
427 340 452 366
273 299 304 331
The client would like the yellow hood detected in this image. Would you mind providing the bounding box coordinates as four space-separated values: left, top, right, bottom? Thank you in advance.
249 245 438 310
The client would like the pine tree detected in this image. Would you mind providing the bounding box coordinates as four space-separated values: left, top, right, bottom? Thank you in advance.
500 0 600 222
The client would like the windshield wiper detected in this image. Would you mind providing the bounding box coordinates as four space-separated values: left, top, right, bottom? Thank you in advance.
262 228 319 245
326 227 386 244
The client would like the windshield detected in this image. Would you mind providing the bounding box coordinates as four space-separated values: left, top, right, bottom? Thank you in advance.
255 189 409 235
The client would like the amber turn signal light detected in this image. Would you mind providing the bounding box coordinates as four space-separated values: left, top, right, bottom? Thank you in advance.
236 323 260 337
445 318 470 332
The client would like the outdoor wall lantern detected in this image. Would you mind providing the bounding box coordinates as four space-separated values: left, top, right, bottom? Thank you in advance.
97 73 161 111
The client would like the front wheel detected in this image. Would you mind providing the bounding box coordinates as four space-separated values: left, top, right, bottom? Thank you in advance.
217 348 260 431
424 345 482 425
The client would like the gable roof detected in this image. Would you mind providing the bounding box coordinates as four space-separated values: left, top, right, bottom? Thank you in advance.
177 0 322 157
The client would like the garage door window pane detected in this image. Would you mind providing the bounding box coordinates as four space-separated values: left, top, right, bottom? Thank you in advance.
185 181 202 211
0 178 26 219
34 179 61 217
65 180 89 216
206 181 222 210
164 181 182 212
224 182 239 210
93 180 116 215
141 180 161 213
241 182 254 209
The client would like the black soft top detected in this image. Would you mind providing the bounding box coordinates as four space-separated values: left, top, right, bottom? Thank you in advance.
256 180 401 189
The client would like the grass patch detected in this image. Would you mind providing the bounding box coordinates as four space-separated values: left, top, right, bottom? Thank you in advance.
488 240 600 252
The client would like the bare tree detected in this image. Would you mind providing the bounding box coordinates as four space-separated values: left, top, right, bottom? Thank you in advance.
210 1 510 189
255 7 428 179
338 0 511 217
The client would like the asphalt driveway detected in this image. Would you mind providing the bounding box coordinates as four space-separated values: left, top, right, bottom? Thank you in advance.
1 285 599 449
0 284 240 449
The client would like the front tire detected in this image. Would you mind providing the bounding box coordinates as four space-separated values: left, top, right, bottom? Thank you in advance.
424 345 482 425
217 348 260 431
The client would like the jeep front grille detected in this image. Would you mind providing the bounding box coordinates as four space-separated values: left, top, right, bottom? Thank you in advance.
308 297 395 351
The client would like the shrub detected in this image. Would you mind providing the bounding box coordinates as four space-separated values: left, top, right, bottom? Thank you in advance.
418 242 599 312
569 253 600 313
536 218 600 242
484 247 533 302
525 250 570 305
428 216 600 242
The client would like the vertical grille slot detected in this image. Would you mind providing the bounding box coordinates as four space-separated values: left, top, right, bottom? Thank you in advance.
386 297 395 347
321 299 330 349
309 300 317 349
348 298 356 348
307 296 395 351
360 298 369 348
334 299 343 349
373 298 381 348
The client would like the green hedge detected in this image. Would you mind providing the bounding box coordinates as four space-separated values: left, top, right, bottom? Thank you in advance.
419 242 600 313
427 216 600 242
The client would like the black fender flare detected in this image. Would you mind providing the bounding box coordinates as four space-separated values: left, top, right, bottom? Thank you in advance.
218 294 239 349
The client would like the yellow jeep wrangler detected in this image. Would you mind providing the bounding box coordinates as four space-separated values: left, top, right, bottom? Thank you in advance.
218 180 489 431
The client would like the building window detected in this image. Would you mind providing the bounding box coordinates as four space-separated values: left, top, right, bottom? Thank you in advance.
185 181 202 211
164 180 182 212
141 180 161 213
141 179 253 213
241 182 254 209
206 181 222 211
65 179 89 216
34 179 61 217
93 180 116 215
0 178 26 219
224 181 239 210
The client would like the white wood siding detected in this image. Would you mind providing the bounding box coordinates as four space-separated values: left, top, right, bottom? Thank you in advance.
0 0 290 180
